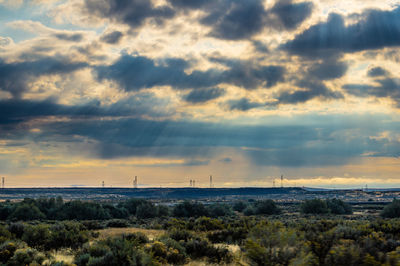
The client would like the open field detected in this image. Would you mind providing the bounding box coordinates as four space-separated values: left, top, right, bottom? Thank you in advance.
0 187 399 202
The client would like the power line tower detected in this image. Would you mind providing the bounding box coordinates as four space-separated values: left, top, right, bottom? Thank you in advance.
281 175 283 188
133 176 138 188
190 179 192 187
210 175 213 188
193 180 195 187
1 177 4 189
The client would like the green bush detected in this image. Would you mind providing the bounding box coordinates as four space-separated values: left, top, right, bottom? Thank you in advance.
254 200 281 215
193 217 224 231
76 237 153 266
7 247 45 266
207 204 233 217
233 201 248 212
123 232 149 245
106 219 130 228
22 224 51 250
8 222 25 238
326 199 352 214
9 204 45 221
301 199 329 214
0 241 20 263
381 199 400 218
172 201 209 217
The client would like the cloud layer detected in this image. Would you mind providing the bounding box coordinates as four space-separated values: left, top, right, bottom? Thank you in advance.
0 0 400 186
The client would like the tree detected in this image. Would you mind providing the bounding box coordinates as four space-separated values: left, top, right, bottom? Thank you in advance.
381 199 400 218
172 201 209 218
300 199 329 214
326 199 352 214
9 204 45 221
254 200 281 215
233 201 248 212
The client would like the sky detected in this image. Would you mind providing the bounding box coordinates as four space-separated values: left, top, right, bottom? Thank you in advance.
1 0 400 188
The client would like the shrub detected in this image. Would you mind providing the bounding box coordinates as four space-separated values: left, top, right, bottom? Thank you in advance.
172 201 209 218
0 241 20 263
208 204 233 217
123 232 149 245
136 202 158 219
48 221 89 250
106 219 130 228
193 217 224 231
168 229 194 242
243 206 255 216
76 237 153 266
326 199 352 214
22 224 51 250
207 227 248 244
9 204 45 221
161 238 187 265
59 201 111 220
233 201 248 212
381 199 400 218
8 223 25 238
7 247 45 266
118 199 147 215
254 200 281 215
157 205 169 217
301 199 329 214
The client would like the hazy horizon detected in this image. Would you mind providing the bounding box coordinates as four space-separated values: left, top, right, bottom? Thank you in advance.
1 0 400 188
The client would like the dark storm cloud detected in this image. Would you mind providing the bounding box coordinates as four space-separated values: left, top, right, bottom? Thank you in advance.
184 88 225 103
40 118 321 158
26 113 400 166
84 0 175 29
54 33 83 42
95 55 285 91
307 60 348 80
227 98 264 111
277 80 342 104
100 31 123 44
200 0 267 40
0 94 170 125
273 59 346 105
271 0 313 30
343 78 400 105
282 7 400 56
95 55 220 90
252 40 269 53
218 59 285 88
367 67 388 77
168 0 211 9
0 57 87 98
168 0 313 40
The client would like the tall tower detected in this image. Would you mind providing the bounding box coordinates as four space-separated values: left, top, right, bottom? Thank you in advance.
190 179 192 187
133 176 138 188
193 180 195 187
102 181 105 188
210 175 213 188
1 177 4 189
281 175 283 188
273 179 275 188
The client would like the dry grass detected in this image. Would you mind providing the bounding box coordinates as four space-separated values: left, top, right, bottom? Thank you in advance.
51 249 75 264
95 227 165 240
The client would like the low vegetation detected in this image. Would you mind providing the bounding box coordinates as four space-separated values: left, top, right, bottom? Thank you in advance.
0 197 397 265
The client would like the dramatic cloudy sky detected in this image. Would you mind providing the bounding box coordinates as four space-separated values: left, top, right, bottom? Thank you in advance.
1 0 400 188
